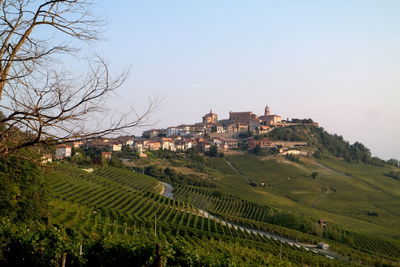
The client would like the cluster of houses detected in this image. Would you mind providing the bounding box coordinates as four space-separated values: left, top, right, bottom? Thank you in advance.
143 105 283 138
45 105 316 160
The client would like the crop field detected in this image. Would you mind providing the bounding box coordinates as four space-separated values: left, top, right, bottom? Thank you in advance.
173 182 400 261
174 184 272 223
45 164 356 266
48 164 284 240
204 155 400 239
94 167 162 193
44 160 400 266
48 209 346 267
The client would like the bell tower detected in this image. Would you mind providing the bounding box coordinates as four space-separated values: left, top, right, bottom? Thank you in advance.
264 105 270 116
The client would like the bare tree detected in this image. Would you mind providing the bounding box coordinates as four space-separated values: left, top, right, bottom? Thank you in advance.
0 0 157 157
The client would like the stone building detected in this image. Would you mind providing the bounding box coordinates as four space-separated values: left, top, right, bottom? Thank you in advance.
202 110 218 125
227 122 249 132
248 138 273 149
143 129 163 138
55 145 72 159
228 111 257 124
258 105 282 126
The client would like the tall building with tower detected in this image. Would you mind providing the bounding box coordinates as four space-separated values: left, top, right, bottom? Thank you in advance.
202 110 218 125
259 105 281 126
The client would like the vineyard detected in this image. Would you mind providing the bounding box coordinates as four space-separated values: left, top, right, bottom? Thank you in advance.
174 184 272 222
172 182 400 262
1 152 398 266
45 164 359 266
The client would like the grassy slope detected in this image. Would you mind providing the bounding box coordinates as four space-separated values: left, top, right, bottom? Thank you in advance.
46 163 349 266
208 155 400 239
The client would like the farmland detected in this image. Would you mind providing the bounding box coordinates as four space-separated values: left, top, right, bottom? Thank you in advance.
44 163 355 266
40 156 400 266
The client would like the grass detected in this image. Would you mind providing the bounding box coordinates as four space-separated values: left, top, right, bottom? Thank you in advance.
206 155 400 239
44 157 400 266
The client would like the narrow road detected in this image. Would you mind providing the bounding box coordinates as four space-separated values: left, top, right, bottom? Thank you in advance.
313 162 348 177
160 182 174 199
159 182 339 260
311 185 331 208
224 158 251 183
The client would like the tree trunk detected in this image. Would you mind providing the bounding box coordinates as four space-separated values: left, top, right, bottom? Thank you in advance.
60 253 67 267
153 243 163 267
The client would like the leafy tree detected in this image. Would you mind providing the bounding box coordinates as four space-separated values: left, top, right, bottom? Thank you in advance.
291 118 314 123
313 149 323 159
0 156 47 225
164 167 178 178
386 158 400 167
269 125 383 166
108 156 124 168
310 171 319 179
185 148 205 163
252 145 262 155
207 145 219 157
369 156 385 167
0 219 81 266
238 131 252 138
385 171 400 181
285 153 300 163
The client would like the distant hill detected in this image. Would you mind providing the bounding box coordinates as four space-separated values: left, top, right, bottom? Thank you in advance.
40 137 400 266
263 124 391 166
2 126 399 266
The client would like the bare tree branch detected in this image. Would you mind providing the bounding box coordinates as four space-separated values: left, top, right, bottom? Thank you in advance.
0 1 158 158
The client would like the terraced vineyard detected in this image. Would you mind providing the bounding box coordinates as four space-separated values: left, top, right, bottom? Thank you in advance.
51 197 345 266
45 164 355 266
173 182 400 262
174 184 272 222
94 167 162 193
48 165 274 239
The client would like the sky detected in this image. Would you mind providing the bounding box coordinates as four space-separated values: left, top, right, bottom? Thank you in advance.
84 0 399 160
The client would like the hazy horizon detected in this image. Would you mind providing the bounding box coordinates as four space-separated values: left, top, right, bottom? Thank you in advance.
92 0 399 160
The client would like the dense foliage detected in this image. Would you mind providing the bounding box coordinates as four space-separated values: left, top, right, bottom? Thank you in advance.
264 125 391 165
250 145 278 156
290 118 314 123
0 157 47 225
385 171 400 181
142 165 216 188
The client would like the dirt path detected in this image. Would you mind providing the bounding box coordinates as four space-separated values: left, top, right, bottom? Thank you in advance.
314 162 348 177
159 181 340 260
311 184 331 208
224 158 251 183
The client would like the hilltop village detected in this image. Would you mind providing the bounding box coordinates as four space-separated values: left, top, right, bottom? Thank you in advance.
49 106 318 160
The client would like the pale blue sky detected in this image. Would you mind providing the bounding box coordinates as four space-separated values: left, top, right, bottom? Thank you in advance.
88 1 399 159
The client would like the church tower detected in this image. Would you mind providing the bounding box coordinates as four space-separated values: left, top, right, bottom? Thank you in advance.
202 110 218 124
264 105 270 116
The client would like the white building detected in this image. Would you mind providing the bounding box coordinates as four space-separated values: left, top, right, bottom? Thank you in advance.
112 144 122 151
166 127 182 137
161 138 176 151
126 139 134 146
41 154 53 163
55 145 72 159
134 143 144 153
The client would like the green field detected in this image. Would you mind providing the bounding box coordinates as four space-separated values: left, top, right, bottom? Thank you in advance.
205 155 400 238
43 155 400 266
45 163 358 266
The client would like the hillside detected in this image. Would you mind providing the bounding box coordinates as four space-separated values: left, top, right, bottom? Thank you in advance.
114 126 400 266
2 126 400 266
44 163 351 266
1 1 398 266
